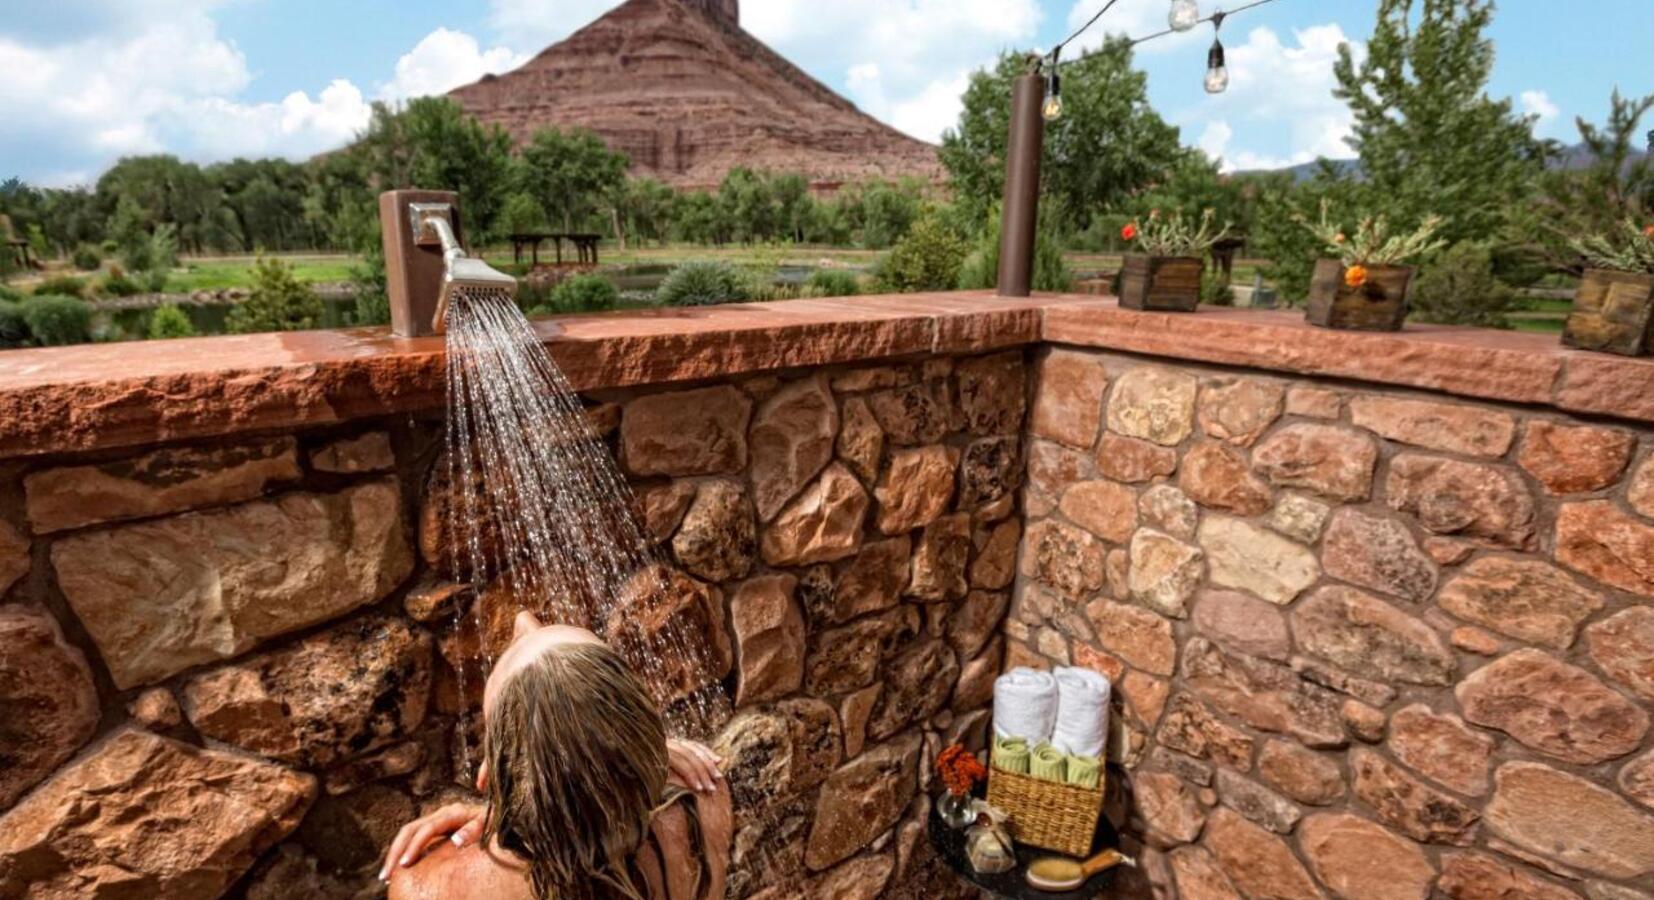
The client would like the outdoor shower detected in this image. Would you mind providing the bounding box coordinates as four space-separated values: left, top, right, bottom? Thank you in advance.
380 189 518 337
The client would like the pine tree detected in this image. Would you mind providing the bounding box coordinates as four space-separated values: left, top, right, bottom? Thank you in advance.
1539 90 1654 272
1333 0 1547 247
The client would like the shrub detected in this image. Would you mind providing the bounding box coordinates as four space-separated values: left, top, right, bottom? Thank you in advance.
805 269 861 298
146 305 197 339
227 257 324 334
32 275 87 298
656 261 751 307
1409 241 1515 328
534 274 619 315
349 248 391 326
1200 267 1234 306
0 300 29 347
0 282 22 302
72 244 103 271
100 269 145 297
21 295 93 346
956 216 1073 293
878 216 967 293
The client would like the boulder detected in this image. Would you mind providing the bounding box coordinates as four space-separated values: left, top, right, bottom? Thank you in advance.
183 614 433 768
0 729 315 899
1107 367 1199 447
1139 484 1199 539
53 480 413 688
621 384 752 476
1128 529 1204 618
762 464 870 566
1456 648 1647 765
0 606 99 812
730 574 806 707
671 479 757 582
750 375 839 520
804 733 922 870
24 437 301 533
1267 493 1331 544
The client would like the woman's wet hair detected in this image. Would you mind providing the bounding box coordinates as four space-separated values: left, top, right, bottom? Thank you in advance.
482 640 668 900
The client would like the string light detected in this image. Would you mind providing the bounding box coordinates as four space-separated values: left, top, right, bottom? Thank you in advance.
1169 0 1201 32
1204 10 1229 94
1044 46 1065 120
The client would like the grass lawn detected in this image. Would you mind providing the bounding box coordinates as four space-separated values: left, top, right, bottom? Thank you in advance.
165 254 358 293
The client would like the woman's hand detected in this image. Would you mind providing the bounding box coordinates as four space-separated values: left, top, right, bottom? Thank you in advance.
380 802 487 882
666 738 725 793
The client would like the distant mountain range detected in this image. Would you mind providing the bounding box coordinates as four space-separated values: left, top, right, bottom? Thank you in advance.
1238 141 1648 182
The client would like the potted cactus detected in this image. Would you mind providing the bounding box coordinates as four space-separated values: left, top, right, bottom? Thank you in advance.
1117 209 1229 312
1563 220 1654 356
1299 200 1446 331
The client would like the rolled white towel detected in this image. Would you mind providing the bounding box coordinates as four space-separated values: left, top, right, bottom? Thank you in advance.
1050 666 1111 758
993 667 1058 743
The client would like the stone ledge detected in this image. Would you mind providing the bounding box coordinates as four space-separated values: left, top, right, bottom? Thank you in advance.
0 291 1649 459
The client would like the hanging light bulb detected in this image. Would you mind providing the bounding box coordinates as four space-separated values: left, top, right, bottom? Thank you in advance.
1204 11 1229 94
1043 48 1064 121
1169 0 1201 32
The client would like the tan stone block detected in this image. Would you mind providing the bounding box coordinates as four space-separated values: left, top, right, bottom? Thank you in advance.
873 445 957 535
804 733 921 870
1556 501 1654 597
1387 455 1537 550
1128 529 1204 618
1198 514 1319 605
730 574 805 707
1292 586 1454 685
1198 378 1285 447
1253 422 1378 501
1179 442 1273 516
1387 704 1494 796
1257 740 1344 806
1201 807 1323 900
1350 747 1480 845
1029 349 1109 448
0 606 98 812
621 384 751 476
955 351 1026 437
1107 367 1199 447
672 479 756 582
750 374 839 520
1457 648 1648 765
309 432 394 474
836 396 884 485
1485 761 1654 879
1285 386 1342 419
1438 557 1603 650
1139 484 1199 539
1437 851 1580 900
1086 599 1177 676
1299 813 1436 900
1096 432 1179 483
1321 507 1438 602
762 463 869 567
1349 395 1516 457
1060 479 1138 543
1584 607 1654 701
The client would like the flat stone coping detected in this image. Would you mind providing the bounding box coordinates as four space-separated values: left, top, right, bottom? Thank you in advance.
0 292 1648 459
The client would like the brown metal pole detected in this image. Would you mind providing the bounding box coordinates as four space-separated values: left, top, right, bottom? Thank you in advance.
997 70 1046 298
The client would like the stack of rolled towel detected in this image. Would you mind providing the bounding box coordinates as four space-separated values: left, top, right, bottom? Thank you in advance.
990 666 1109 789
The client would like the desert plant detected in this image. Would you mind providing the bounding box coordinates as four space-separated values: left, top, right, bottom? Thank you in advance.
1410 241 1516 327
1123 209 1230 257
72 244 103 272
656 261 751 307
227 257 324 334
878 216 968 293
1299 199 1447 266
0 300 29 347
1572 219 1654 275
146 305 198 339
805 269 861 297
21 295 93 346
536 274 620 314
31 275 87 298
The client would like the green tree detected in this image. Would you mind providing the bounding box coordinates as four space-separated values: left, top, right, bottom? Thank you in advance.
1333 0 1547 249
717 168 777 244
147 305 198 339
227 257 325 334
859 180 922 249
1539 90 1654 272
878 216 968 293
516 127 629 233
356 98 516 240
941 41 1186 230
498 193 551 236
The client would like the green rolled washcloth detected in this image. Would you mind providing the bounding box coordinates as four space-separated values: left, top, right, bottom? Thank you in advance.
1065 753 1101 789
1030 742 1067 783
992 735 1029 774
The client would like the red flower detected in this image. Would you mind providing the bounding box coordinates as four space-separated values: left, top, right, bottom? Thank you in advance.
1121 223 1138 241
1643 224 1654 238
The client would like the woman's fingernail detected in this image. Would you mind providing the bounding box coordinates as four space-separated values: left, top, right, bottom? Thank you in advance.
400 855 411 867
378 868 389 883
452 833 465 846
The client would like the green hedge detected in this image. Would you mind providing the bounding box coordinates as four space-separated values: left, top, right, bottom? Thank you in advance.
21 294 93 345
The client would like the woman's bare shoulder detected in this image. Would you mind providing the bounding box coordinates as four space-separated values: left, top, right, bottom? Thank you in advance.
387 840 535 900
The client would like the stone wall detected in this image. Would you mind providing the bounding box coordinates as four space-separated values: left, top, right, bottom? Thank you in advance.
0 349 1025 899
1014 346 1654 900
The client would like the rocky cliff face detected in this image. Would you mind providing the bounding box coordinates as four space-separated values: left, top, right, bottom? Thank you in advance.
448 0 942 190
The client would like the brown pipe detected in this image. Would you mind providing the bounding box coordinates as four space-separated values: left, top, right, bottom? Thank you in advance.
996 71 1046 298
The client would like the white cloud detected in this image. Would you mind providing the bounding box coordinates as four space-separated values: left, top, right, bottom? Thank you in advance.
1520 89 1562 137
1178 23 1361 172
381 27 527 101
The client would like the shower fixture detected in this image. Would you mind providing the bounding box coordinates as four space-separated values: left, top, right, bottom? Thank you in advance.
380 189 518 337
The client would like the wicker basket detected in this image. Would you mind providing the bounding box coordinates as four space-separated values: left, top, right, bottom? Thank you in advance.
985 765 1105 857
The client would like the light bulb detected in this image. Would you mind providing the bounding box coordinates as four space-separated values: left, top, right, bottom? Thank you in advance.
1043 94 1064 121
1043 68 1063 121
1205 39 1228 94
1169 0 1200 32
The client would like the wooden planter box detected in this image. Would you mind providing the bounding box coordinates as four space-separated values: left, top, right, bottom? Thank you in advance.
1119 255 1202 312
1562 268 1654 356
1306 259 1413 331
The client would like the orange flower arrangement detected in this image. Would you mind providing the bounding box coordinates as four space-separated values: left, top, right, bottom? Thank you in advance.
937 744 987 797
1344 264 1369 289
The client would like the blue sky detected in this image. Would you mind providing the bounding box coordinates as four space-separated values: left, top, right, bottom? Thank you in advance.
2 0 1647 186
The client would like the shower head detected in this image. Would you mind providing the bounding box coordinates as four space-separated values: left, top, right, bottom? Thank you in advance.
379 189 518 337
412 202 517 334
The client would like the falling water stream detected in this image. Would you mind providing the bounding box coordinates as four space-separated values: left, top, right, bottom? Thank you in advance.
440 286 731 774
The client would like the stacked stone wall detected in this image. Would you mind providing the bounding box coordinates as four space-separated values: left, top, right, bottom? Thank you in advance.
1014 346 1654 899
0 351 1025 899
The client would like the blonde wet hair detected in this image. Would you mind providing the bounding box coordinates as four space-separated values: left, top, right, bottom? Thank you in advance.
482 640 668 900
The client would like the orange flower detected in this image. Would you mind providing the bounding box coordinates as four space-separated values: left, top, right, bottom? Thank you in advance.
937 744 986 796
1344 264 1369 289
1333 233 1347 245
1121 223 1138 241
1644 224 1654 238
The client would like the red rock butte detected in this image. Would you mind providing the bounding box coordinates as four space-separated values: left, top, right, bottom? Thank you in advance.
448 0 944 191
